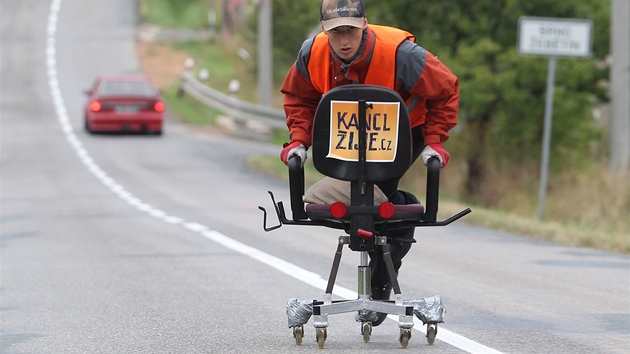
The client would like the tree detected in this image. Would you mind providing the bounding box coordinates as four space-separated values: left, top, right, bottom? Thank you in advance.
271 0 321 72
367 0 609 203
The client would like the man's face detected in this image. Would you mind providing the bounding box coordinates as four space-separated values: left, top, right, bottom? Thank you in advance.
325 24 365 61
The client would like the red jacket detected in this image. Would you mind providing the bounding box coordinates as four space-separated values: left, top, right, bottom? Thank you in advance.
281 24 459 148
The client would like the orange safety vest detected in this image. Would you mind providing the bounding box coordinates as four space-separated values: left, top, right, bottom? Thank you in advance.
307 25 426 124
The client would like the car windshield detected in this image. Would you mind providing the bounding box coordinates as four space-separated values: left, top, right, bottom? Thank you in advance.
97 80 156 97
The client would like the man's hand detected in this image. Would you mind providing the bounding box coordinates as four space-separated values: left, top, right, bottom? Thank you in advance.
280 141 307 166
421 144 450 168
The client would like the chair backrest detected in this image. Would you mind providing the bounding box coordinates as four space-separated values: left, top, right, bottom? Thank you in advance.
311 85 412 182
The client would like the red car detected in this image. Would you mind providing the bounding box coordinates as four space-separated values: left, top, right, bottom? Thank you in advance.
84 74 165 134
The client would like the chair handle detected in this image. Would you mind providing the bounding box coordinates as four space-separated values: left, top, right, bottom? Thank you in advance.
424 157 440 222
288 155 308 220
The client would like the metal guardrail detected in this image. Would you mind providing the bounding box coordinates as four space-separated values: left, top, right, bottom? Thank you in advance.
178 71 287 129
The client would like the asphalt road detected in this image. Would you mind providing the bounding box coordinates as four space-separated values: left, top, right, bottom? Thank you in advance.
1 0 629 353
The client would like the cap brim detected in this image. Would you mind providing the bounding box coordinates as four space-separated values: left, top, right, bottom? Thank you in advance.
321 17 365 32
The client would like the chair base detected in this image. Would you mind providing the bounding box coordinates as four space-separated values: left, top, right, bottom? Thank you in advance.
312 295 415 329
285 236 445 348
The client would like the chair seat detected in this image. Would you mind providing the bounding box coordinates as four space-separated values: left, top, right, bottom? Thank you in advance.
305 203 424 222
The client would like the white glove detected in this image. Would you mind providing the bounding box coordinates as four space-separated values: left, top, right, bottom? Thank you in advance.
280 141 307 166
288 144 307 166
421 145 443 166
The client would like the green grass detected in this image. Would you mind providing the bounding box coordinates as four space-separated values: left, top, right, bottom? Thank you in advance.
172 40 258 102
162 85 220 125
153 37 258 126
139 0 211 29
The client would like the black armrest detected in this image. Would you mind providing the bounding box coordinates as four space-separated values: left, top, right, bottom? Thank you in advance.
424 157 440 222
288 155 309 220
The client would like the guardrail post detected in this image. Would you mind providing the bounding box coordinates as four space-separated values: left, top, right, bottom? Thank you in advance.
228 79 240 97
177 58 196 97
227 79 246 127
184 58 195 73
198 68 209 84
198 68 211 123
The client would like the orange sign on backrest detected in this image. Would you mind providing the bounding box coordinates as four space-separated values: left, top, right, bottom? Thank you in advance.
327 100 400 162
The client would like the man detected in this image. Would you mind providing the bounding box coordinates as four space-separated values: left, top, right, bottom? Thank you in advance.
280 0 459 326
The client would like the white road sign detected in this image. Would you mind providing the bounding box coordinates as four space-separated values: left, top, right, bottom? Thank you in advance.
518 16 593 58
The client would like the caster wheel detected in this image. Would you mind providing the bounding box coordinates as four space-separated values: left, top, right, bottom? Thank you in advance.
361 321 372 343
427 323 437 345
316 328 327 349
399 328 412 349
292 325 304 345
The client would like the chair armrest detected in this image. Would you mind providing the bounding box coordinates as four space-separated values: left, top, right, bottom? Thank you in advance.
424 157 440 222
288 155 309 220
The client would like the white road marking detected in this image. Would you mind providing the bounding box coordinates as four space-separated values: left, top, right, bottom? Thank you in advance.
45 1 502 352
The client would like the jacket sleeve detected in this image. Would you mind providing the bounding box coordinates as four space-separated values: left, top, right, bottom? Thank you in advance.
409 51 459 146
280 37 325 148
280 63 322 148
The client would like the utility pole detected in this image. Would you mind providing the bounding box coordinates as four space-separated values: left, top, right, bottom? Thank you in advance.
257 0 273 106
610 0 630 175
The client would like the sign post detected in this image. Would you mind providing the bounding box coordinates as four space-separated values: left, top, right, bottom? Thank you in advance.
517 17 593 221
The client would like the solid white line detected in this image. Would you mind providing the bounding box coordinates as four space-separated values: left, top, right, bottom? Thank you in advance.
45 1 502 352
